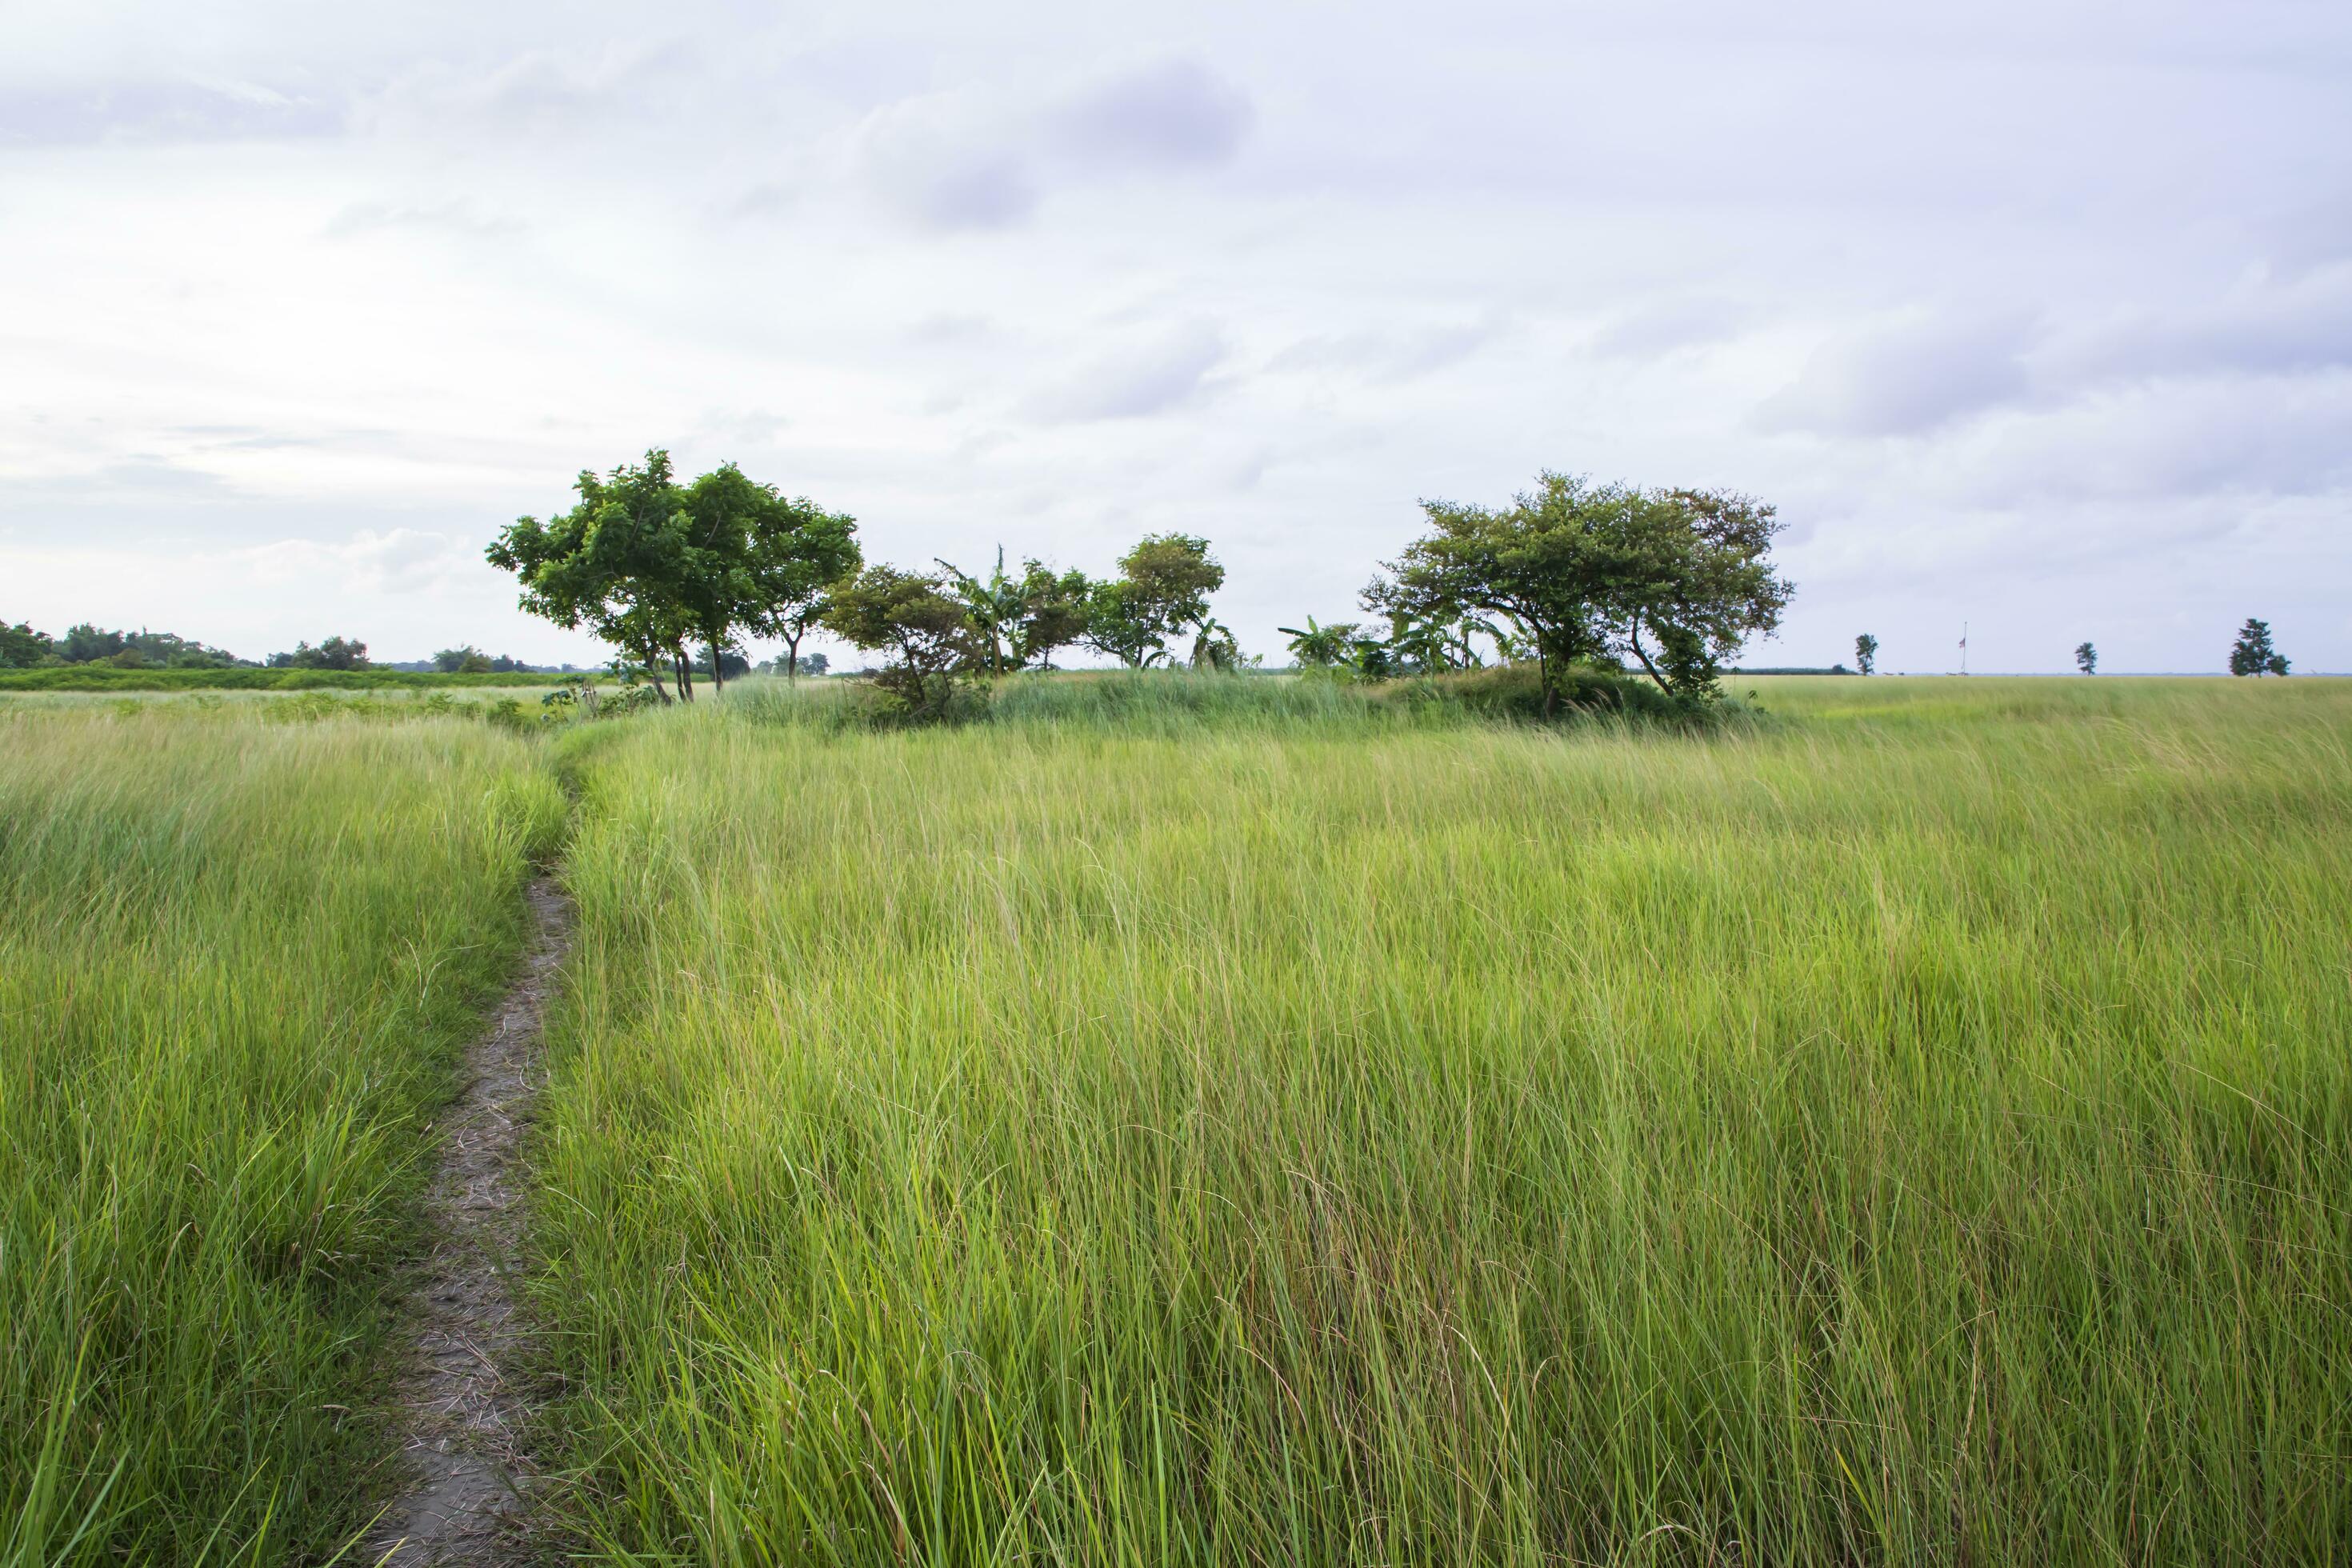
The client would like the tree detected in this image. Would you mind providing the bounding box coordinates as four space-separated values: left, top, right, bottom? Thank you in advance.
1854 634 1878 676
700 466 859 689
937 548 1027 678
1120 534 1223 644
795 651 829 678
489 451 697 702
1012 561 1094 670
0 622 56 668
268 636 370 670
1081 534 1226 667
435 645 494 674
1364 472 1792 711
674 463 860 695
818 565 982 717
1081 578 1174 668
2228 618 2287 677
2074 642 2097 676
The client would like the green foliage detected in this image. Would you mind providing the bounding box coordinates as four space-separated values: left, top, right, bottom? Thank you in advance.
1855 632 1879 675
2228 617 2288 676
36 623 244 668
2074 640 2097 675
1083 534 1226 667
488 450 694 699
1012 559 1094 670
490 450 859 701
266 634 370 670
435 644 494 673
935 547 1029 676
0 621 54 668
1366 472 1791 707
818 564 983 718
1279 616 1362 668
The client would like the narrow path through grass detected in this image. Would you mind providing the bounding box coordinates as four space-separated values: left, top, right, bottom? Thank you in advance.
366 876 574 1566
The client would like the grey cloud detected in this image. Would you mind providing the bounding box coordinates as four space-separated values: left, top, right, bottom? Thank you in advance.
1586 298 1751 359
857 98 1039 231
1267 318 1502 382
1026 322 1225 422
0 77 338 145
1754 312 2040 437
2054 271 2352 383
1050 60 1252 171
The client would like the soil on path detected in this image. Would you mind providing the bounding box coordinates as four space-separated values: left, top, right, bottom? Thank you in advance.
366 876 571 1565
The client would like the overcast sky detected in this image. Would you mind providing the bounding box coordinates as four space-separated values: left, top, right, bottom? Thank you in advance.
5 0 2349 672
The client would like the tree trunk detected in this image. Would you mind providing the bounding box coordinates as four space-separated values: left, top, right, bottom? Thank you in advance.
782 628 803 685
1625 616 1674 694
674 650 694 701
645 655 673 704
709 639 726 694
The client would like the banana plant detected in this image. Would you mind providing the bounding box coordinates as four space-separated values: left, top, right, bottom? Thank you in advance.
935 546 1028 678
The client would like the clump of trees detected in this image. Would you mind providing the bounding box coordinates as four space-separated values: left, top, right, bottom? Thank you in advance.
2228 618 2290 677
267 637 371 670
819 534 1241 717
0 622 247 669
493 450 1256 719
433 646 538 674
488 450 861 702
1312 472 1792 712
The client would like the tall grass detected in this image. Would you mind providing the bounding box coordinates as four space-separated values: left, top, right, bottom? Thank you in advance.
0 706 566 1563
534 677 2350 1564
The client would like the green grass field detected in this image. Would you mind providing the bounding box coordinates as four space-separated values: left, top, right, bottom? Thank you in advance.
5 676 2346 1562
532 675 2350 1563
0 706 564 1564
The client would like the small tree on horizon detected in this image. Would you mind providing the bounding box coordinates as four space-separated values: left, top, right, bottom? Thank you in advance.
2074 642 2097 676
818 565 982 717
2228 618 2288 677
1854 633 1878 676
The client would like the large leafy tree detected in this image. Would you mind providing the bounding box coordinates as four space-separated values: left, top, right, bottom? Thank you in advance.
489 450 696 700
489 450 857 699
680 463 860 690
1364 472 1791 709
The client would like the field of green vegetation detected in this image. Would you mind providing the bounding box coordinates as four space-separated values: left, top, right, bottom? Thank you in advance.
0 705 564 1563
6 675 2347 1563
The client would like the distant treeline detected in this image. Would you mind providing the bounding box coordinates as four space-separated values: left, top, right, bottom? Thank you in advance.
0 622 574 678
0 666 576 692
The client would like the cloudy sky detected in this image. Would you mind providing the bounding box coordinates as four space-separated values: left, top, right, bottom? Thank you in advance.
5 0 2349 673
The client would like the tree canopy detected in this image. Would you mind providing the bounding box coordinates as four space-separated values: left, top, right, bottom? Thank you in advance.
2228 618 2288 677
1363 472 1790 706
488 450 858 700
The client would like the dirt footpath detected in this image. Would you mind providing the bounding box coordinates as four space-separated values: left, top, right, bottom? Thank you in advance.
366 877 571 1565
